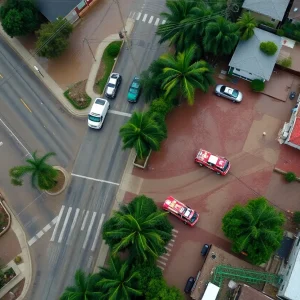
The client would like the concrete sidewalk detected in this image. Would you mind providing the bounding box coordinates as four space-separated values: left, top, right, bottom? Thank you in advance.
0 18 134 118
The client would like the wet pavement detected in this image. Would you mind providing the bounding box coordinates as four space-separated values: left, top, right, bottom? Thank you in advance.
129 72 300 295
18 0 135 89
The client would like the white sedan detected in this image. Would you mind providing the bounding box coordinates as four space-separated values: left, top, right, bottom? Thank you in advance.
215 85 243 103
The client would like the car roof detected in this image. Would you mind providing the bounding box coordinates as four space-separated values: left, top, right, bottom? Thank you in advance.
90 98 107 115
224 87 235 95
163 196 194 218
197 149 228 168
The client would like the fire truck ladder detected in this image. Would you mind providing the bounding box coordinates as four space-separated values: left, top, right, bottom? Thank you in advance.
212 265 282 287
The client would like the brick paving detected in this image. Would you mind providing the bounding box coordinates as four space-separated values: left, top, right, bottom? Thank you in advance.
0 228 21 265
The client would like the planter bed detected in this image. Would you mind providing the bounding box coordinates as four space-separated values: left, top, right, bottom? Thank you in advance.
0 202 9 234
0 268 16 290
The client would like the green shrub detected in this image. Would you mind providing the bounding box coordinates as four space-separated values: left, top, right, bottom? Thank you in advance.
293 211 300 224
64 89 91 110
14 256 22 264
285 171 297 182
278 56 292 68
258 20 275 28
276 29 284 36
106 41 122 57
260 41 278 55
150 98 173 117
251 79 265 92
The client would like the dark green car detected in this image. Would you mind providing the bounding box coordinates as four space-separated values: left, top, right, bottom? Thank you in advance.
127 76 141 102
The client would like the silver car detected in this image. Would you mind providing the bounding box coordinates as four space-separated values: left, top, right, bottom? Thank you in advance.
105 73 122 99
215 84 243 103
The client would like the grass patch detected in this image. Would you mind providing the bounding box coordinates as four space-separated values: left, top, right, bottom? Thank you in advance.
97 41 122 94
64 80 92 110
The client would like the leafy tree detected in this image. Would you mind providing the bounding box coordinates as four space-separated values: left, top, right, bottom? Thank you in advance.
237 12 257 40
293 211 300 224
150 97 173 117
102 195 173 263
119 111 167 159
251 79 265 92
35 17 73 59
0 0 39 37
203 17 239 56
97 257 142 300
284 171 297 182
146 278 184 300
9 151 58 190
260 41 278 55
60 269 102 300
222 197 285 265
157 46 215 105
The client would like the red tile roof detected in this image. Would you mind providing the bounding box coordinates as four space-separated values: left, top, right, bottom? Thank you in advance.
289 117 300 146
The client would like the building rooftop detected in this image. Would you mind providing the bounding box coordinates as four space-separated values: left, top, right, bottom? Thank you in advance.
288 0 300 21
242 0 290 21
288 117 300 146
238 285 273 300
229 28 282 81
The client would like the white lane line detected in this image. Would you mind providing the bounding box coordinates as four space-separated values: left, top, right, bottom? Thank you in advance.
159 256 168 261
131 12 135 19
71 173 120 186
50 206 65 242
36 231 44 238
157 260 167 266
154 18 160 26
172 229 179 233
58 207 72 243
162 19 166 24
108 110 132 117
43 224 51 233
83 212 97 249
165 253 170 256
148 16 154 24
0 141 3 146
136 12 141 20
171 239 175 243
165 246 172 251
168 242 174 247
91 213 105 251
50 216 58 226
172 233 177 237
28 236 37 246
81 211 90 231
66 208 80 245
142 14 148 22
157 265 164 270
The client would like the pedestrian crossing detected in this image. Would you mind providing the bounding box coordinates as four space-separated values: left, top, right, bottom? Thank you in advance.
129 11 166 27
28 205 106 252
157 228 178 271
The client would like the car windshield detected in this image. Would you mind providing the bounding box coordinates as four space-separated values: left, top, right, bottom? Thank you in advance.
218 161 229 171
107 83 115 88
132 82 139 88
230 89 239 98
129 88 138 94
88 115 100 122
190 212 198 223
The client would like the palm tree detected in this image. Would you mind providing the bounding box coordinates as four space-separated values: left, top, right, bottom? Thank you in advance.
9 151 58 190
203 17 239 56
222 197 285 265
102 195 173 263
60 269 102 300
156 0 194 52
237 12 257 40
97 257 142 300
119 112 167 159
157 46 215 105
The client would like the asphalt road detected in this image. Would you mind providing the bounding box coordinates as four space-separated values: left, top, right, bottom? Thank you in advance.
0 35 85 239
28 0 169 298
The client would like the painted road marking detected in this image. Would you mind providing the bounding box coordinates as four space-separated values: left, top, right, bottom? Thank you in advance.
36 231 44 238
50 205 65 242
58 207 72 243
172 229 179 233
148 16 154 24
43 223 51 233
83 212 97 249
71 173 120 186
0 142 3 146
0 74 3 78
136 12 141 21
142 14 148 22
160 256 168 261
81 211 90 231
109 110 132 117
91 213 105 251
66 208 80 244
154 18 160 26
157 265 164 270
20 98 32 113
28 236 37 246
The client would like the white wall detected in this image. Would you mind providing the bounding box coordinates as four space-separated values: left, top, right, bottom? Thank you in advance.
231 68 264 81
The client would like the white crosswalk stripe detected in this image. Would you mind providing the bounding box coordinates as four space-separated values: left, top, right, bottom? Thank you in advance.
130 11 166 27
28 205 106 251
157 229 178 271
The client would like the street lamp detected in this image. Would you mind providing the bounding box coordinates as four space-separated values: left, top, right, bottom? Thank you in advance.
33 65 44 77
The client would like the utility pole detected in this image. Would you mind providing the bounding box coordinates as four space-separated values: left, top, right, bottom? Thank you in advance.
83 38 96 61
114 0 139 74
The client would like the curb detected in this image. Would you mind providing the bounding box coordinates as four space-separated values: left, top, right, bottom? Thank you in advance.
0 196 11 237
0 191 32 300
45 166 70 196
273 167 300 182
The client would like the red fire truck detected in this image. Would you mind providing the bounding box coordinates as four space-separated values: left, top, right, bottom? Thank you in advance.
162 196 199 227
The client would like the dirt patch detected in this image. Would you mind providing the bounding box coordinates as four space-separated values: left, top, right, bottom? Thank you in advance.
0 203 9 234
1 278 25 300
94 62 106 94
284 210 300 233
64 80 92 109
47 170 65 194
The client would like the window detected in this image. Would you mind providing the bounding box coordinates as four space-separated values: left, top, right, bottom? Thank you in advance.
236 68 240 71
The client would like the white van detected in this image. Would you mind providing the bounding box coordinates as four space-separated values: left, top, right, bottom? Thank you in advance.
88 98 110 129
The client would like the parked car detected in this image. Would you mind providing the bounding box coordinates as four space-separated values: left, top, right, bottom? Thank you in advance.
162 196 199 226
195 149 230 176
215 84 243 102
201 244 210 256
105 73 122 99
127 76 141 102
184 277 195 294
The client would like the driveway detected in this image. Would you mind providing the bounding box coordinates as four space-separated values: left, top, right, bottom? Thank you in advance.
127 74 300 292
